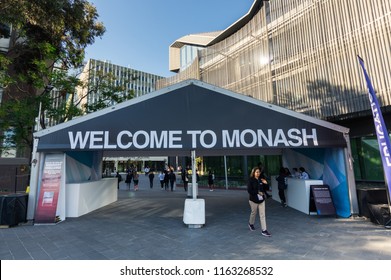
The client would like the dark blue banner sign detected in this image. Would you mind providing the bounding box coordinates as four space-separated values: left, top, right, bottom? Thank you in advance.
358 56 391 205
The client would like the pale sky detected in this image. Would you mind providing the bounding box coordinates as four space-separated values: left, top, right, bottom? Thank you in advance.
85 0 255 77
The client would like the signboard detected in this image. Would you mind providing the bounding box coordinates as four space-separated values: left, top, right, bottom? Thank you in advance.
35 83 348 153
34 155 64 223
310 185 336 216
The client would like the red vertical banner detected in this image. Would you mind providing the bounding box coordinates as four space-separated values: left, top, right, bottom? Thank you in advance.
34 155 64 223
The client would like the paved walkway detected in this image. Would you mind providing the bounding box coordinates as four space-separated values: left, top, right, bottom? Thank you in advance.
1 174 391 260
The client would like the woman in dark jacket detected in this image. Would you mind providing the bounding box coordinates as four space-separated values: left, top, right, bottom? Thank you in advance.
247 167 271 237
276 167 288 207
164 170 170 191
168 169 176 191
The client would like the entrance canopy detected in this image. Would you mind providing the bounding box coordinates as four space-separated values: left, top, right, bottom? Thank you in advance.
30 80 358 219
35 79 349 156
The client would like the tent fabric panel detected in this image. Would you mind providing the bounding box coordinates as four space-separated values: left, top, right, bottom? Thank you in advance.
282 148 351 218
36 83 348 154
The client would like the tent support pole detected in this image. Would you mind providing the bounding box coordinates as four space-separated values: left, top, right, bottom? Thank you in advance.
224 155 228 190
191 150 197 199
27 138 41 220
183 150 205 228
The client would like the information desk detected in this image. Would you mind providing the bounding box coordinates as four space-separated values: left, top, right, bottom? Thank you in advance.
66 178 117 218
271 177 323 214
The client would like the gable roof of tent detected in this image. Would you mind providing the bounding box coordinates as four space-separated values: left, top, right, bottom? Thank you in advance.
34 80 349 157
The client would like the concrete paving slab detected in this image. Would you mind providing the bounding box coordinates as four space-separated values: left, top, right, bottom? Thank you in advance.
1 175 391 260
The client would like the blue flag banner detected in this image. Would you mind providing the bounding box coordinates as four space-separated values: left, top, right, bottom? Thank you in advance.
357 56 391 203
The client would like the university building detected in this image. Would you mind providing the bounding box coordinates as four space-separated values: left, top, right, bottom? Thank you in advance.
78 58 164 107
78 59 167 173
157 0 391 182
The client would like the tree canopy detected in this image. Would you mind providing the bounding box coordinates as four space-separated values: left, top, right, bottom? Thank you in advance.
0 0 132 157
0 0 105 90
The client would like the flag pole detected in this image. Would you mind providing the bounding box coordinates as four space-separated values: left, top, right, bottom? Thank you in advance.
357 55 391 228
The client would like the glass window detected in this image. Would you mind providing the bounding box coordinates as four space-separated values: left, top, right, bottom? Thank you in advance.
180 45 204 71
352 136 389 181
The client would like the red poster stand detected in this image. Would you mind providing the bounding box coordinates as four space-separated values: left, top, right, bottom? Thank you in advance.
34 156 63 223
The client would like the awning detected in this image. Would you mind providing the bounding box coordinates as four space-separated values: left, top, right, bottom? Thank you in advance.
34 80 349 156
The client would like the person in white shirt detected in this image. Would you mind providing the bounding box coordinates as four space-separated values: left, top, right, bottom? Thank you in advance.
292 167 301 178
158 171 165 190
299 167 309 179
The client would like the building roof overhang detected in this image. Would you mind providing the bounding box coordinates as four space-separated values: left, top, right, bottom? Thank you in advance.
169 0 267 72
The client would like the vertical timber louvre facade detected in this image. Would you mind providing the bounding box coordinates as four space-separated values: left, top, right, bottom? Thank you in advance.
157 0 391 181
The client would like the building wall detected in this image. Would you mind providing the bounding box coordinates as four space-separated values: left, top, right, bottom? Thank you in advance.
158 0 391 121
156 0 391 181
79 59 164 109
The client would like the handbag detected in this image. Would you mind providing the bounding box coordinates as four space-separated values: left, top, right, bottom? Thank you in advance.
257 192 265 203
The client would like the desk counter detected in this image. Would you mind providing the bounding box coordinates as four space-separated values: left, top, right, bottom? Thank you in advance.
66 178 117 218
272 177 323 214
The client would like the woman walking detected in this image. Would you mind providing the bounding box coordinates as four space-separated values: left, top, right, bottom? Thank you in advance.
247 167 271 237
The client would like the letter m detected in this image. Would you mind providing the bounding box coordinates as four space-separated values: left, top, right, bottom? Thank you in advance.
222 130 240 148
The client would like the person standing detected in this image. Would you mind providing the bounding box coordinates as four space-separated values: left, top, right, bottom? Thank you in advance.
247 167 271 237
133 170 139 191
144 166 150 176
148 171 155 188
116 171 122 189
164 169 169 191
276 167 288 207
299 167 309 179
158 170 165 190
208 170 215 191
292 168 300 178
125 171 132 190
182 166 189 192
168 169 176 191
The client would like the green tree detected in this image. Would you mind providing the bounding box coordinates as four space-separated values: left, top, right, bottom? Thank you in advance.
40 66 136 128
0 0 105 88
0 96 37 156
79 68 136 114
0 0 133 156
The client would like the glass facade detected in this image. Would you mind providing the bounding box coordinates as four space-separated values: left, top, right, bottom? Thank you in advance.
180 45 204 71
351 135 391 181
202 155 281 179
